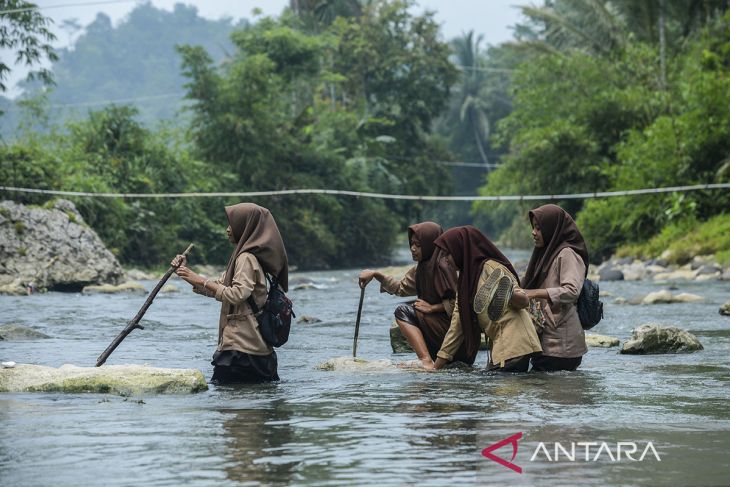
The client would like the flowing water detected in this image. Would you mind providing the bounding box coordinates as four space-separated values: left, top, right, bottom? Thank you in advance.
1 253 729 486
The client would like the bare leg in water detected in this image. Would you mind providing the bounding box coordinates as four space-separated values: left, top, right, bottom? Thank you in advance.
396 319 434 368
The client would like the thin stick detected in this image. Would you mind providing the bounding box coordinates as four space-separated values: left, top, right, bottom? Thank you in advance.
353 285 365 358
96 243 194 367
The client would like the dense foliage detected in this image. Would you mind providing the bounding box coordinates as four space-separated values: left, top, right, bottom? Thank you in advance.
472 1 730 260
1 0 729 269
1 1 456 269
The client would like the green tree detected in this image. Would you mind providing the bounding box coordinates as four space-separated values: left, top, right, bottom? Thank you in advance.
0 1 57 98
177 1 456 268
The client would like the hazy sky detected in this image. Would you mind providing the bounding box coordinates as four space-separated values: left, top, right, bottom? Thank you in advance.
1 0 526 97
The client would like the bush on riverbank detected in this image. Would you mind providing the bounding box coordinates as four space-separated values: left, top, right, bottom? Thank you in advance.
474 10 730 262
616 214 730 265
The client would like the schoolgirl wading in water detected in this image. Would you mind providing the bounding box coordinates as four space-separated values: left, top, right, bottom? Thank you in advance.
359 222 465 368
520 204 589 372
173 203 288 383
430 226 542 372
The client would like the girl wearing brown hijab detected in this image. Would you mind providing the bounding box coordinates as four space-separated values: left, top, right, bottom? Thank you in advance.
517 204 588 372
173 203 288 383
358 222 462 368
430 226 542 372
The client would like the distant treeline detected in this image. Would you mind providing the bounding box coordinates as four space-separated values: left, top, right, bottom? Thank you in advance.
1 0 729 268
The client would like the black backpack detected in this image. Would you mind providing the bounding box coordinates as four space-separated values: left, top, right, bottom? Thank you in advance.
247 274 295 347
577 278 603 330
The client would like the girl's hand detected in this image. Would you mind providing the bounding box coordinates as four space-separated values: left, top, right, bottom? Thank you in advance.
176 266 202 286
510 288 530 309
171 254 187 267
413 299 433 314
358 269 376 288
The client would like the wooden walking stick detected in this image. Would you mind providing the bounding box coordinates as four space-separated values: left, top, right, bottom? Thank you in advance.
96 243 194 367
353 284 366 358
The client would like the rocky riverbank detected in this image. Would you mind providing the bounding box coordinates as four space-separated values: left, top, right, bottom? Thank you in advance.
592 255 730 282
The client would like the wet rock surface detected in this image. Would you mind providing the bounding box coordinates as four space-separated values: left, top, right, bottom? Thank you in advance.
620 324 704 354
82 282 148 294
585 334 620 348
0 363 208 394
0 200 124 293
0 324 50 340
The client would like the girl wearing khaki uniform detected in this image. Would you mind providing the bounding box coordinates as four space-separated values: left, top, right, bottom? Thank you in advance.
430 226 542 372
519 204 588 372
174 203 288 383
359 222 464 368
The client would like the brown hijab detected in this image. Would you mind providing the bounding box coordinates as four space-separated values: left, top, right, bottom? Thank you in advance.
408 222 457 303
224 203 289 291
434 226 517 364
521 204 589 290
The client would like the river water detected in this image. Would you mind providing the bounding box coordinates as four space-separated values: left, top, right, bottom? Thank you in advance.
1 253 729 486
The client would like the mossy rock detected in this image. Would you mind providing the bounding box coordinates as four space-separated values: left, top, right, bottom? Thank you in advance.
316 357 394 371
82 282 148 294
620 324 703 354
0 364 208 395
0 324 50 340
585 333 620 348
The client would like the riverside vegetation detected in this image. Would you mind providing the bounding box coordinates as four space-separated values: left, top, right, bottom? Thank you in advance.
1 1 729 272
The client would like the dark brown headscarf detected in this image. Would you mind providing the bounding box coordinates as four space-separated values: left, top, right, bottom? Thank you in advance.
224 203 289 291
433 226 517 364
408 222 457 303
521 204 589 290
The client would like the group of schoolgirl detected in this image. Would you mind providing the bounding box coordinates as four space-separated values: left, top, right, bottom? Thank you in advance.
174 202 590 383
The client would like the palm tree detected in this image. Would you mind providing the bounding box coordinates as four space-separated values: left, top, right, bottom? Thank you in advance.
290 0 364 28
448 31 492 166
514 0 626 57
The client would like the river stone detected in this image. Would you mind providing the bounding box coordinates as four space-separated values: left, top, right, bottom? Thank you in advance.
0 283 25 295
653 269 698 281
585 334 620 348
297 315 322 324
599 268 624 281
390 322 488 353
641 290 674 304
620 324 704 354
316 357 394 371
0 200 124 292
696 264 722 276
672 293 704 303
82 282 148 294
639 290 704 304
0 324 50 340
0 364 208 394
720 301 730 316
125 268 160 280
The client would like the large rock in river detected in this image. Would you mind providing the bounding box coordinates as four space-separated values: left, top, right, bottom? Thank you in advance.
620 324 704 354
720 301 730 316
0 364 208 395
585 334 620 348
0 324 50 340
0 200 124 292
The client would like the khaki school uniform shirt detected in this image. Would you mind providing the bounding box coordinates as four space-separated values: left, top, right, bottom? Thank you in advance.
537 247 588 358
380 266 455 316
194 252 271 356
437 260 542 366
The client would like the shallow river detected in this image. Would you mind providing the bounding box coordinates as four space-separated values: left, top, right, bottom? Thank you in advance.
1 253 729 486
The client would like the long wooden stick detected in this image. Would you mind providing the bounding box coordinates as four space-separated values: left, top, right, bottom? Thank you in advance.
353 285 365 358
96 243 194 367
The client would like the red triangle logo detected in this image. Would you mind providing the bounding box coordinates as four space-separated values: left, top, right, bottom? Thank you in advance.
481 432 523 474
